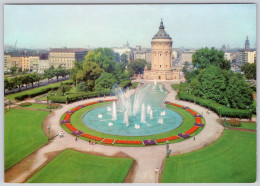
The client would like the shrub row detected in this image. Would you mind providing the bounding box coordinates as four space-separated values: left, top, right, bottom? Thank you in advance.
13 80 73 101
49 90 114 103
118 80 132 89
177 91 251 118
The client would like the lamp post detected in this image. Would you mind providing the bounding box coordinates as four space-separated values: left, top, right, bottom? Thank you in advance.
166 140 170 158
8 99 11 109
218 107 221 118
66 95 68 105
224 116 226 129
47 125 51 140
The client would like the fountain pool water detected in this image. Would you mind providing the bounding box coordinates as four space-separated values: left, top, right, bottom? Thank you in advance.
82 84 183 136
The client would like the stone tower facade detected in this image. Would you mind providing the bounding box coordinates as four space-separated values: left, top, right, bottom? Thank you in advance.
144 20 180 80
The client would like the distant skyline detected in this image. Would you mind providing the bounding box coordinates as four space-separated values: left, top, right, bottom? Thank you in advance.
4 4 256 49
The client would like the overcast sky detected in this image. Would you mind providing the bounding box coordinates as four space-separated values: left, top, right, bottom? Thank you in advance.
4 4 256 49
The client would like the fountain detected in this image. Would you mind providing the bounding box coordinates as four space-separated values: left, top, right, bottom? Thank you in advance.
158 118 164 124
98 114 103 119
160 111 166 116
124 110 129 127
147 104 151 114
82 83 183 136
150 109 153 119
112 101 117 120
141 104 146 123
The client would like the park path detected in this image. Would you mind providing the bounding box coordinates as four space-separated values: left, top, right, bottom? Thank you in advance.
5 83 224 183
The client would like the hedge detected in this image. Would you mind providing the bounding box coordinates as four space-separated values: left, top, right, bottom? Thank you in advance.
11 80 73 101
177 90 251 119
118 80 132 89
49 90 114 103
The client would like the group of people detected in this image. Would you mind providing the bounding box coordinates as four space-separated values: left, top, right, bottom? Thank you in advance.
59 131 64 138
58 130 97 145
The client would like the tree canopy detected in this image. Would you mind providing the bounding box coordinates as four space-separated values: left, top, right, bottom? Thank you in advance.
241 62 256 80
127 59 147 74
190 65 253 109
192 47 231 70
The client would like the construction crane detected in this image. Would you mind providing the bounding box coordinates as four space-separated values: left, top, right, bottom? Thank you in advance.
13 40 17 50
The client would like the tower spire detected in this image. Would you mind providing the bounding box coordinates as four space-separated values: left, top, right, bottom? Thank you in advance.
159 18 165 29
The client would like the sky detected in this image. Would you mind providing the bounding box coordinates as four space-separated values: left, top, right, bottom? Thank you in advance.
4 4 256 49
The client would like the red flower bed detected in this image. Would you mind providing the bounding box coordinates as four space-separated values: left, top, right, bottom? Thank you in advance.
185 126 199 135
102 138 114 144
65 123 77 131
104 99 117 102
187 109 197 115
114 140 142 144
81 133 103 141
64 113 71 120
72 106 82 112
195 117 202 124
169 103 182 108
226 119 241 127
156 135 179 143
85 102 98 106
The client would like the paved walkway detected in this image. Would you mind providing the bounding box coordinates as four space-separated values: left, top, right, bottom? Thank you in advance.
5 83 224 183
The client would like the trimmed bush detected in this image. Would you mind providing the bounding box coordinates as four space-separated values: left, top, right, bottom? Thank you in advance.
11 80 73 101
19 102 32 107
49 90 113 103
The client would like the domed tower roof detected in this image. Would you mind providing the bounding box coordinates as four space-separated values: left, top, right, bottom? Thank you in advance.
152 19 172 40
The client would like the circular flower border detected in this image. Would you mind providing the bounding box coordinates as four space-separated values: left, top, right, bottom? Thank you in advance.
60 99 205 146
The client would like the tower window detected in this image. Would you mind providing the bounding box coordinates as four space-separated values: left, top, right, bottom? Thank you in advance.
160 65 161 68
160 54 161 56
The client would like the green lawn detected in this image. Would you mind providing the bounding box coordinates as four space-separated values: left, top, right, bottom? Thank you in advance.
36 96 47 101
26 149 133 183
4 109 49 170
19 103 48 109
240 122 257 130
161 130 256 183
61 103 202 146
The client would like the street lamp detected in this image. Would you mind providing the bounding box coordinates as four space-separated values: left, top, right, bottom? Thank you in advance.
8 99 11 109
166 140 170 158
186 86 189 93
47 125 51 140
218 107 221 118
224 116 226 129
66 95 68 105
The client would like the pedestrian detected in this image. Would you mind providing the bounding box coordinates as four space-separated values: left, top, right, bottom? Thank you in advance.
75 136 78 141
193 136 195 141
89 140 91 144
59 131 63 138
61 131 64 138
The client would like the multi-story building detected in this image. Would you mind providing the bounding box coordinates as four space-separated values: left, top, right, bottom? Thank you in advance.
181 51 195 66
29 56 40 72
10 56 21 69
20 56 30 71
4 54 12 72
39 60 50 73
224 52 232 61
49 48 88 69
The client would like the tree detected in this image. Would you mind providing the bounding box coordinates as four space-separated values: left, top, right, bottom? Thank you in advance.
70 61 83 85
127 59 147 74
44 67 55 83
95 72 117 91
12 76 23 91
76 81 88 92
4 77 9 94
120 53 128 63
226 73 253 109
241 62 256 80
35 74 42 87
190 65 227 104
82 61 104 91
85 48 116 73
10 66 17 76
192 47 231 70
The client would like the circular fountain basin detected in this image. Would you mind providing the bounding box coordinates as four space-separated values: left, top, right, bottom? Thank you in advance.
82 106 183 136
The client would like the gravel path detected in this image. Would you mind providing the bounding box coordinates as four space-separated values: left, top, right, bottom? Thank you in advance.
5 83 224 183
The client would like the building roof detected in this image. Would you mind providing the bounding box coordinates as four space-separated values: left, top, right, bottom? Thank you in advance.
152 19 172 40
50 48 88 53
